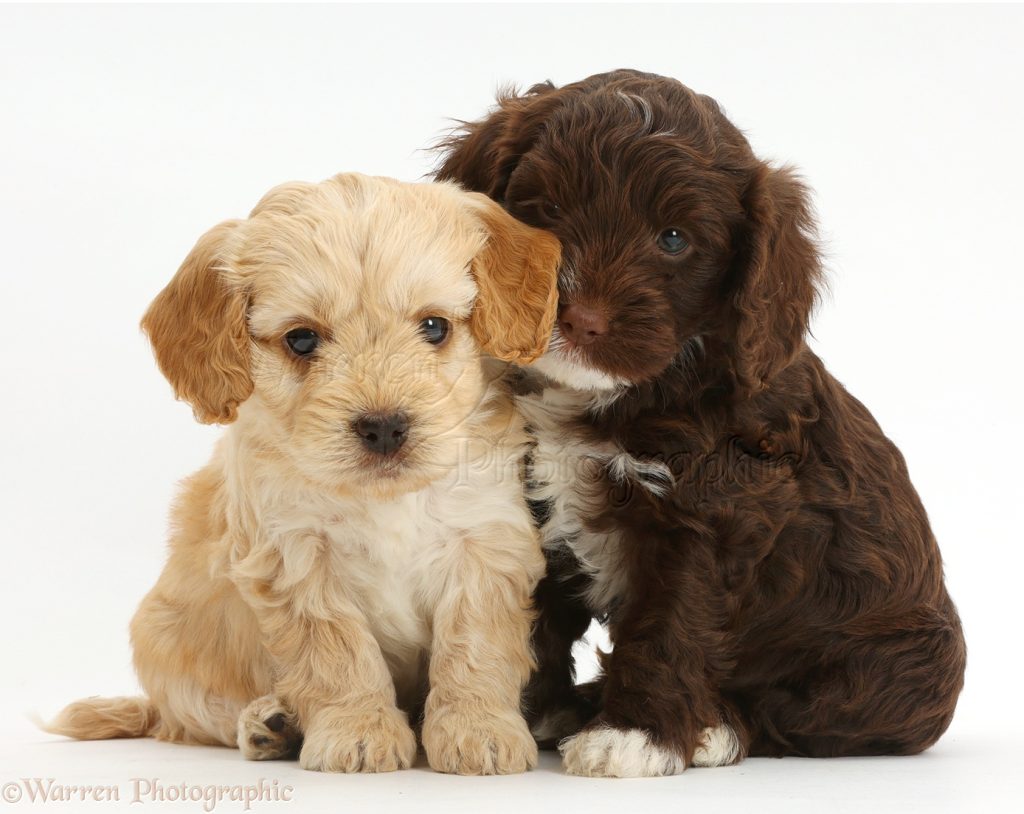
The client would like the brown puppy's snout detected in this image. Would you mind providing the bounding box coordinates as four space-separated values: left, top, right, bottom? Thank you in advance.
558 303 609 347
353 412 409 456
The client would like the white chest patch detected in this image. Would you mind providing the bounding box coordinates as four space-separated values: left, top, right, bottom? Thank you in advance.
321 492 440 660
518 386 672 614
256 484 457 704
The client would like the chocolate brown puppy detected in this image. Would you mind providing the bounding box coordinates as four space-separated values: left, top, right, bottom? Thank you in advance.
437 69 966 777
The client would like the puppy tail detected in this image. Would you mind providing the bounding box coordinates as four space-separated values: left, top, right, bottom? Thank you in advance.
42 696 159 740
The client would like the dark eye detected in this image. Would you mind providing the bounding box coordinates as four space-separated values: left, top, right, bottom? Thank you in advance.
657 228 689 255
284 328 318 356
419 317 450 346
541 201 561 220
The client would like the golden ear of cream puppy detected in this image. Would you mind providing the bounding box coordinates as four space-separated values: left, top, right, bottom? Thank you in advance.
44 174 559 775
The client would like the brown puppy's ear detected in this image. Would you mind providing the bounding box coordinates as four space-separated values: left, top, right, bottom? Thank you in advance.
436 81 562 200
732 165 823 394
468 195 561 365
141 220 252 424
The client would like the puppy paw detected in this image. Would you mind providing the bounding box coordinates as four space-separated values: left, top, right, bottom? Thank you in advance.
691 724 742 768
424 708 538 775
237 695 302 761
299 705 416 773
559 725 685 777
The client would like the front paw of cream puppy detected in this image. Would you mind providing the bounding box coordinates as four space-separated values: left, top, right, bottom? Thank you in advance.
423 707 538 775
299 705 417 773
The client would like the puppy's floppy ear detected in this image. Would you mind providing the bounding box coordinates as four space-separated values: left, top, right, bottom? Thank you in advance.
731 165 822 393
141 220 252 424
436 81 562 200
468 195 561 365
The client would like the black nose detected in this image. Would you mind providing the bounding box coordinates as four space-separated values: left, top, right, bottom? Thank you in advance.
353 413 409 455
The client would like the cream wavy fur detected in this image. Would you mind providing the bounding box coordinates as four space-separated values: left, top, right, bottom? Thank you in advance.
45 174 561 775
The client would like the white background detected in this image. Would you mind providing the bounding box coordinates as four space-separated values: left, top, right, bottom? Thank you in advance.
1 3 1022 812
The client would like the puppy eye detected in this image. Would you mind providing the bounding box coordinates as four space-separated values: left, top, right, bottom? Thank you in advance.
657 228 689 255
419 317 450 346
542 201 561 220
284 328 319 356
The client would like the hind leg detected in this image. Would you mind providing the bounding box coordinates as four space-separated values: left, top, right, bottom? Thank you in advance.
132 581 272 747
130 513 273 747
746 606 966 757
145 677 252 747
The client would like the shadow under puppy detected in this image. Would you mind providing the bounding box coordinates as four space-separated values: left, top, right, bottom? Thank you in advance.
46 173 561 775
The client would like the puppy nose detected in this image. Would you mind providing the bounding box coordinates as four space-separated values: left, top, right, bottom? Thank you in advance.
558 303 608 346
353 413 409 455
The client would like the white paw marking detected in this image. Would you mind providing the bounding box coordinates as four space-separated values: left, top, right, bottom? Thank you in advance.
559 726 686 777
691 724 741 767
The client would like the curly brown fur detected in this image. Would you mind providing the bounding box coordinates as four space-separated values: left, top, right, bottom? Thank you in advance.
439 70 966 775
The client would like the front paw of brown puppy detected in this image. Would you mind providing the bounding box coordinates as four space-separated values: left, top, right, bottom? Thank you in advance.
299 705 417 773
423 707 538 775
690 723 743 768
559 719 741 776
559 722 686 778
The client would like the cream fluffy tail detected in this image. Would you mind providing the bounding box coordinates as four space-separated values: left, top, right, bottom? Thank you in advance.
43 696 159 740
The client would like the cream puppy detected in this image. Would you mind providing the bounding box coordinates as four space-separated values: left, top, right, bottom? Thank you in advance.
46 173 560 775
